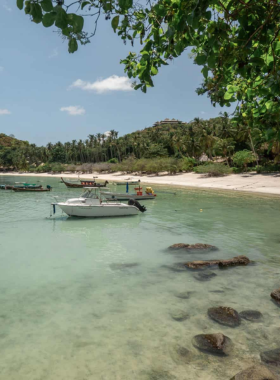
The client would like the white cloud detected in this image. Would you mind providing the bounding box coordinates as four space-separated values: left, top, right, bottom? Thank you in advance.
3 2 12 11
201 111 206 115
0 109 11 115
60 106 85 116
70 75 133 93
49 48 58 59
0 67 4 72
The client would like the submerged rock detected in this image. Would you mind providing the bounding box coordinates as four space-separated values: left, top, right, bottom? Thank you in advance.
168 243 218 252
230 364 278 380
145 369 177 380
208 306 241 327
185 256 250 270
170 309 189 322
174 291 192 299
260 348 280 367
110 263 140 270
162 263 188 272
194 271 217 282
169 344 192 364
192 333 232 356
271 288 280 305
239 310 263 322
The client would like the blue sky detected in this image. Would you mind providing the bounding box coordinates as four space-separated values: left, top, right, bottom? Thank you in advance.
0 1 233 145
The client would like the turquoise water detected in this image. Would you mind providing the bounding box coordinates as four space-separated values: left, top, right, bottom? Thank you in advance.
0 175 280 379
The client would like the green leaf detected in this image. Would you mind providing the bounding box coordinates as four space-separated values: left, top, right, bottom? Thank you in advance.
247 88 253 98
42 12 56 27
17 0 24 10
68 38 78 54
204 11 211 20
224 92 234 100
111 16 119 33
67 14 84 33
195 54 207 65
202 66 208 79
142 85 147 93
265 100 274 110
151 66 158 75
55 7 68 29
249 57 264 66
24 0 31 14
40 0 53 12
134 84 142 90
31 3 43 23
81 1 90 10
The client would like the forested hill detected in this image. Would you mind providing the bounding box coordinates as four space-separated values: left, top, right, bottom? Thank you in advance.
0 113 278 171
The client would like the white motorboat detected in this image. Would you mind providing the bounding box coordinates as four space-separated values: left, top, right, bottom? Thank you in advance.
53 187 146 217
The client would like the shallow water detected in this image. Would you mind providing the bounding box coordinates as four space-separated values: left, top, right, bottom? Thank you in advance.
0 175 280 380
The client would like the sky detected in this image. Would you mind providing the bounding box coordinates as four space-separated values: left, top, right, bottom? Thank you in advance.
0 0 234 146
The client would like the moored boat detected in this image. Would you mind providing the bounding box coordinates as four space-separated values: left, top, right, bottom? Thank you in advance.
102 186 157 201
53 187 146 217
13 185 52 192
0 183 42 190
61 177 108 188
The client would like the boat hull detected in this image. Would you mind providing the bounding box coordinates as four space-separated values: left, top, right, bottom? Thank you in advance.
57 203 139 217
102 192 156 201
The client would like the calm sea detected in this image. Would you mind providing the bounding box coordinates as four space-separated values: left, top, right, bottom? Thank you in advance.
0 175 280 380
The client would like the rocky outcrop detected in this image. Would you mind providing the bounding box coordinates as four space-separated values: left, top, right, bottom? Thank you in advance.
168 243 218 251
239 310 263 322
271 288 280 305
194 271 217 281
208 306 241 327
260 348 280 367
170 309 189 321
192 333 232 356
230 365 278 380
185 256 250 270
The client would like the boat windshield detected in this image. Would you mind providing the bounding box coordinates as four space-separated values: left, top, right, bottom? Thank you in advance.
81 190 98 199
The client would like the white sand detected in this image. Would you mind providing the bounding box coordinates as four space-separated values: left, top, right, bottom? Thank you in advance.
2 171 280 196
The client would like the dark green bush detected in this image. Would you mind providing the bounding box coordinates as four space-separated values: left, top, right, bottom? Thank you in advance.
195 163 233 177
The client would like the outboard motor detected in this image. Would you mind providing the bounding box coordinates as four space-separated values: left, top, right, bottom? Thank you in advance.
128 199 146 213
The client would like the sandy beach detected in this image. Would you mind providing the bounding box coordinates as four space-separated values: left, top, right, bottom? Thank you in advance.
1 171 280 196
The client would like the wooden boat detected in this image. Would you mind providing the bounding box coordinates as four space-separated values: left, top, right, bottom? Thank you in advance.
61 177 109 188
13 185 52 192
0 183 42 190
102 186 157 201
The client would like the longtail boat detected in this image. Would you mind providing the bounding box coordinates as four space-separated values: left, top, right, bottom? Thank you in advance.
61 177 109 188
0 183 42 190
13 185 52 192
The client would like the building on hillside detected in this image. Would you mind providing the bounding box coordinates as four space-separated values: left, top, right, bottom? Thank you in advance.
153 118 187 127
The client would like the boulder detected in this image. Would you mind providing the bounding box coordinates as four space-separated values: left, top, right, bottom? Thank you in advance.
208 306 241 327
260 348 280 367
192 333 232 356
168 243 218 252
169 344 192 364
185 256 250 270
239 310 263 322
170 310 189 322
194 271 217 281
174 291 192 299
230 364 278 380
110 263 140 270
271 288 280 305
162 263 188 272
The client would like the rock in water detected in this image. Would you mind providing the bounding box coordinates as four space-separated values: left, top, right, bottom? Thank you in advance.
162 263 188 272
271 288 280 305
208 306 241 327
168 243 218 252
230 364 278 379
185 256 250 270
194 271 217 281
169 344 192 364
192 333 232 356
170 310 189 321
260 348 280 367
110 263 140 270
239 310 263 322
174 291 192 299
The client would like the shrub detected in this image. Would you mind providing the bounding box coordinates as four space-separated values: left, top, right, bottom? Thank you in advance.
195 163 232 177
107 158 118 164
232 150 256 169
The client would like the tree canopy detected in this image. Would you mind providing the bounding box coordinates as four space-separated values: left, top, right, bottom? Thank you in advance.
17 0 280 125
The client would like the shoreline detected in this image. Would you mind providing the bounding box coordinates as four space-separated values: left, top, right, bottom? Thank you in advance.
1 171 280 197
